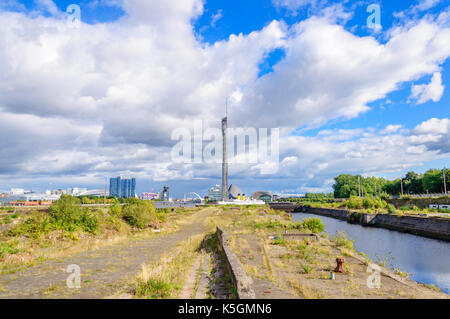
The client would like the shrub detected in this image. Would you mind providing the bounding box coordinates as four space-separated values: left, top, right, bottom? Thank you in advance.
49 195 99 234
387 204 397 215
49 195 83 230
8 215 51 239
331 232 354 250
109 202 123 217
301 218 325 234
380 192 390 201
345 196 363 209
362 197 374 209
349 211 362 223
79 210 99 234
122 201 156 229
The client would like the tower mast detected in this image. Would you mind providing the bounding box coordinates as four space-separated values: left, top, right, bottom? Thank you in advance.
222 98 228 201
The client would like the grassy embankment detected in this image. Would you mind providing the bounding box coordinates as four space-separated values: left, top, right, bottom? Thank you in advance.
206 206 448 299
0 196 192 274
294 195 450 216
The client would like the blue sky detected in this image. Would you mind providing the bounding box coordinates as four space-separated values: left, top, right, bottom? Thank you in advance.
0 0 449 197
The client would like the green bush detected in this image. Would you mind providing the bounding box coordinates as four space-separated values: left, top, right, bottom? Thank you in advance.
387 204 397 215
79 210 99 233
8 195 100 239
49 195 99 234
122 201 156 229
345 196 363 209
301 218 325 234
109 202 123 217
331 232 354 250
345 195 387 210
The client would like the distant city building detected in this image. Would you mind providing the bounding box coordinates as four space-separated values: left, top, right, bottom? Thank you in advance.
77 189 109 197
142 192 160 200
208 185 222 202
52 189 67 195
10 188 25 195
273 193 305 199
228 184 242 200
0 193 8 198
109 177 136 198
160 186 170 201
251 191 273 203
67 188 88 196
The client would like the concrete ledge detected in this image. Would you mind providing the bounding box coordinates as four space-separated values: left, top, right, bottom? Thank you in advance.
297 206 450 242
216 227 256 299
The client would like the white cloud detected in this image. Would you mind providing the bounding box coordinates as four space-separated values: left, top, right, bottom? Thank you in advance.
211 9 223 27
382 124 403 134
0 1 448 193
415 0 442 12
410 72 445 104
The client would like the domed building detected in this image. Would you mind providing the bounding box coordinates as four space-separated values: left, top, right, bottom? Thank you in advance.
228 184 243 199
251 191 272 203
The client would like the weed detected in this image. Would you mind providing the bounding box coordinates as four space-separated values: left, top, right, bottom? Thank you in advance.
331 232 354 250
302 264 313 274
135 278 173 298
300 218 325 234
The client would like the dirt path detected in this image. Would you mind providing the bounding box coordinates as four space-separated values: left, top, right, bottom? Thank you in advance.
0 209 213 299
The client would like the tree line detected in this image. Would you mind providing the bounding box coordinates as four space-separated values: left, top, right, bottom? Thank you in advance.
333 169 449 198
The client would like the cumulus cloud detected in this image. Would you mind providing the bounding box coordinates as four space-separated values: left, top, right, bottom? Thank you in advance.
0 0 449 193
410 72 445 104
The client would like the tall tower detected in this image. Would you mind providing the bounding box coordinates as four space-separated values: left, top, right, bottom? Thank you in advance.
221 116 228 201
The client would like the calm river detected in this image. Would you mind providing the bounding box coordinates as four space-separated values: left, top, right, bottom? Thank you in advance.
292 213 450 294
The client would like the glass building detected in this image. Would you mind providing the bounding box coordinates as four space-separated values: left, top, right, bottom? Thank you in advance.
109 177 136 198
208 185 222 202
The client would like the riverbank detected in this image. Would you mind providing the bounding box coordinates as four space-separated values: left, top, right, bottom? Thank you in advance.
297 206 450 242
206 207 448 299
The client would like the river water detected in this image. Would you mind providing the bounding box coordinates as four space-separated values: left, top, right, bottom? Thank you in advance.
292 213 450 294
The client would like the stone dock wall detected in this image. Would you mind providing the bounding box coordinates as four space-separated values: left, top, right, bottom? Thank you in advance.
216 227 256 299
297 206 450 242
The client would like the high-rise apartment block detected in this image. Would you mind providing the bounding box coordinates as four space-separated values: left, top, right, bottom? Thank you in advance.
109 177 136 198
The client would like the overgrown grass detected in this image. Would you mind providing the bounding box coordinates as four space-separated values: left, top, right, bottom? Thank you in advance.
331 232 354 250
0 196 174 270
134 234 204 299
300 218 325 234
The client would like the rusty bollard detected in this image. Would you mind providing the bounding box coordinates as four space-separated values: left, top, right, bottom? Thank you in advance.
335 258 346 273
